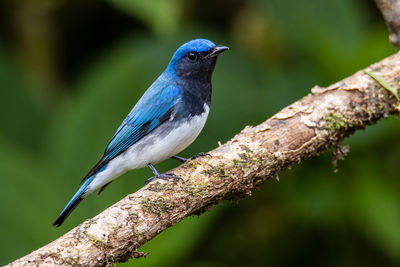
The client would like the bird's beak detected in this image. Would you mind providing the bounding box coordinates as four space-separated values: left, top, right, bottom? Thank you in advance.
206 45 229 58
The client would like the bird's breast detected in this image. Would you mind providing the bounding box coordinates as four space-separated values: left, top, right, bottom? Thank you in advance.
84 104 210 194
122 104 210 168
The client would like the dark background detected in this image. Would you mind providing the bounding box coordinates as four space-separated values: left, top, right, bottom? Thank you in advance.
0 0 399 266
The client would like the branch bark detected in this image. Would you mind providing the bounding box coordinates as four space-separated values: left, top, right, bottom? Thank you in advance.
7 52 400 266
375 0 400 49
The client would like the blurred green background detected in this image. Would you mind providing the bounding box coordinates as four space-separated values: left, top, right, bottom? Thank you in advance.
0 0 399 266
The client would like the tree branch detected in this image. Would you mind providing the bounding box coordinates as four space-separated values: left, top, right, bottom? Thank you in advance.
7 52 400 266
375 0 400 49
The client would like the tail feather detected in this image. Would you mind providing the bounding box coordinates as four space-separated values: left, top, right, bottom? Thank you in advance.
53 197 83 227
53 176 94 227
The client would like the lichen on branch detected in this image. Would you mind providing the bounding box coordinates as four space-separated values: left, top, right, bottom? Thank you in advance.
6 52 400 267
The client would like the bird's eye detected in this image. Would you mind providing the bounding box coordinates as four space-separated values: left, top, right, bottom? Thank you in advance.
187 52 198 61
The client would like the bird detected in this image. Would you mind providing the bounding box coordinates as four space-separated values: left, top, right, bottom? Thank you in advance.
53 38 228 227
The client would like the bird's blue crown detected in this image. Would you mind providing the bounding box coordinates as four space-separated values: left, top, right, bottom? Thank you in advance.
167 39 216 71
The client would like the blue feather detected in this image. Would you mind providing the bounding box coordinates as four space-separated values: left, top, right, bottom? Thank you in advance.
53 38 228 227
79 83 180 185
53 175 95 226
105 83 180 160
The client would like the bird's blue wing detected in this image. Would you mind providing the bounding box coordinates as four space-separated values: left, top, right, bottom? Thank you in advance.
81 84 180 184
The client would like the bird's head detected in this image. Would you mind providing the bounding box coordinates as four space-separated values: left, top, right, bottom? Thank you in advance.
166 39 229 81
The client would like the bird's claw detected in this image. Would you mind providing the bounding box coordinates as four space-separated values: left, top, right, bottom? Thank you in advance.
145 173 183 184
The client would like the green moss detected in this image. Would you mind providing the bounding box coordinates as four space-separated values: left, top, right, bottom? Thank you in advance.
189 160 198 169
89 235 108 248
202 163 229 179
140 196 172 214
232 158 240 166
233 154 263 170
325 112 347 131
184 179 210 198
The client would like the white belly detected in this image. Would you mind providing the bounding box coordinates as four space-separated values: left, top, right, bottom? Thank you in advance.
85 105 209 194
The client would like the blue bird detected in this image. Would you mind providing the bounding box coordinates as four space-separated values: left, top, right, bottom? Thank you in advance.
53 39 228 226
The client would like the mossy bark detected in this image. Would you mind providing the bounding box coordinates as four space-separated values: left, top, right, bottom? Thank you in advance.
7 52 400 267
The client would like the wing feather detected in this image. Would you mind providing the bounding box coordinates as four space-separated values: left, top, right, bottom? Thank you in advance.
80 84 180 184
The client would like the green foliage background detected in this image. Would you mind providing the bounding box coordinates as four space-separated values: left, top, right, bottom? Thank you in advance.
0 0 399 266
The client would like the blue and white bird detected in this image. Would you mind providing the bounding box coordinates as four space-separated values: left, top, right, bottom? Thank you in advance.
53 39 228 226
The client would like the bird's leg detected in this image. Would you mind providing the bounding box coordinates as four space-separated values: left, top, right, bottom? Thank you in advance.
145 163 183 183
191 152 212 160
171 152 212 163
171 155 188 163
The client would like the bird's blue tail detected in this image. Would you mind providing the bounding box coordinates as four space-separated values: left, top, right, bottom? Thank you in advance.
53 176 94 227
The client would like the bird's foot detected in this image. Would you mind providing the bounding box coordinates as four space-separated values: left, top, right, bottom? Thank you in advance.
146 163 183 183
171 152 211 163
145 173 183 183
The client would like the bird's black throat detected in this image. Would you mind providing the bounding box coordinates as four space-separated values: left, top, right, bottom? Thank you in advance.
176 56 218 116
